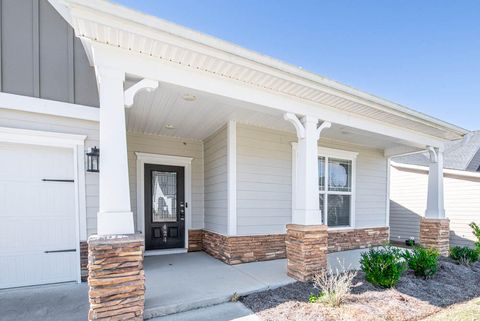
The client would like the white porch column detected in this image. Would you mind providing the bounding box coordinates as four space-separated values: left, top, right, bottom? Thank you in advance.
425 147 446 218
96 67 134 235
284 113 331 225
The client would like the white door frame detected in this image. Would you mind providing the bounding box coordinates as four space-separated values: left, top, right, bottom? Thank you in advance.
135 152 193 250
0 126 87 284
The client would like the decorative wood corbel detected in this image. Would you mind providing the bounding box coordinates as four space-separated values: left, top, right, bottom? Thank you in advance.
284 113 305 139
427 146 438 163
316 121 332 139
124 79 159 108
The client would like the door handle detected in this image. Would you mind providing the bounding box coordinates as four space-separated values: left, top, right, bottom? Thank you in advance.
44 249 77 253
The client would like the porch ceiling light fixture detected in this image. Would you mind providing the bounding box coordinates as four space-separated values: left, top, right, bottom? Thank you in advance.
182 94 196 102
86 146 100 172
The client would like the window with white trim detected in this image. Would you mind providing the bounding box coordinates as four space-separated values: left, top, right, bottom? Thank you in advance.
318 149 356 227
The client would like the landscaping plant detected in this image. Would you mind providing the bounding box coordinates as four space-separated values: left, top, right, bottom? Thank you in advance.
469 222 480 253
450 246 479 266
360 246 406 288
402 246 440 278
309 260 357 307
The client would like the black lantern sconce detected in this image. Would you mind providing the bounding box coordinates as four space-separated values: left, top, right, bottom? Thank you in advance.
86 146 100 172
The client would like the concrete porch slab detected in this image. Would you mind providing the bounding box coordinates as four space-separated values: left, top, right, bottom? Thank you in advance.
144 252 294 319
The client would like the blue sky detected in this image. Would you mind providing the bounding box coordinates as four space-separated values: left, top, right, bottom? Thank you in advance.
113 0 480 131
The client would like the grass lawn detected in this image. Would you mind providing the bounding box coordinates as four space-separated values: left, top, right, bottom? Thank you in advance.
423 298 480 321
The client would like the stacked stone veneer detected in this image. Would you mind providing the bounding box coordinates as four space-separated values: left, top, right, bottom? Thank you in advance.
80 241 88 282
202 230 286 264
286 224 328 282
87 234 145 321
188 229 203 252
327 227 389 252
420 218 450 256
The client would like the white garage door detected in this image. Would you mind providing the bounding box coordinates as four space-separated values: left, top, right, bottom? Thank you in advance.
0 142 78 289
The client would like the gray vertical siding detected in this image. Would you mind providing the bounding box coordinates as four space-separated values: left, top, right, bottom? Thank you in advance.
0 0 98 106
203 126 228 234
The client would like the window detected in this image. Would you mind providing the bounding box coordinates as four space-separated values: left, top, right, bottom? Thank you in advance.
318 149 356 227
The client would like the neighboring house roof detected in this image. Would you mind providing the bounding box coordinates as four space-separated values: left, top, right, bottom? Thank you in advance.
394 131 480 171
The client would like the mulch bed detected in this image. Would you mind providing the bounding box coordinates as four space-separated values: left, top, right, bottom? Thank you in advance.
241 258 480 321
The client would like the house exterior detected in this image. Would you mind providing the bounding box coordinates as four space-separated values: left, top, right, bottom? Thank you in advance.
390 131 480 248
0 1 471 317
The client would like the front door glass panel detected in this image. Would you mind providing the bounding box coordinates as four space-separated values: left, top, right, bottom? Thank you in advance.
152 171 177 222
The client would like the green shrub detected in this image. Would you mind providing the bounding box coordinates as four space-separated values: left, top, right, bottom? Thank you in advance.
360 246 407 288
402 246 439 278
469 222 480 252
450 246 479 266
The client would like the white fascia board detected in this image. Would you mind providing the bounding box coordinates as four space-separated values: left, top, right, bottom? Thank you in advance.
0 126 87 147
88 41 445 149
391 161 480 179
0 92 99 122
53 0 468 138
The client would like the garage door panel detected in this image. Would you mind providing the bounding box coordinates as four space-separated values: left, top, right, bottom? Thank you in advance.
0 217 76 253
0 182 74 218
0 252 77 288
0 142 78 289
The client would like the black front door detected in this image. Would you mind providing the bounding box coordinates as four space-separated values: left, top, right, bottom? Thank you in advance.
144 164 185 250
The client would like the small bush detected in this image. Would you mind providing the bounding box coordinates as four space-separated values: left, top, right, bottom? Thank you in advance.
450 246 479 266
360 246 406 288
310 260 357 307
469 222 480 252
402 246 439 278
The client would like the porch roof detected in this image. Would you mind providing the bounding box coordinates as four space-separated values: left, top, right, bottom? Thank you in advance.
50 0 468 142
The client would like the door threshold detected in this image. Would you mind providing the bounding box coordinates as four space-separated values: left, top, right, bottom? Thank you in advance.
144 248 188 256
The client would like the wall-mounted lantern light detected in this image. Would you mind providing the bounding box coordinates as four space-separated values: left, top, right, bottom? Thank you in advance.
86 146 100 172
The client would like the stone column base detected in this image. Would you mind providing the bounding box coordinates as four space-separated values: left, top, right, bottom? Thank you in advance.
420 218 450 256
286 224 328 282
88 234 145 321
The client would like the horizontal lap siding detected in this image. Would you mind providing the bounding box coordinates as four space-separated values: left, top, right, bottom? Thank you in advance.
390 166 480 247
236 124 294 235
127 133 204 230
203 127 228 234
0 109 99 237
236 124 388 235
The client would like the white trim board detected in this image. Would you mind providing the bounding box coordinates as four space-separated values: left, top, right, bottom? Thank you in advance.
135 152 193 250
227 120 237 236
0 126 87 284
0 92 100 122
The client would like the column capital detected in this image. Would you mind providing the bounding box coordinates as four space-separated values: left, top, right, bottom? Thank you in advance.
95 66 125 83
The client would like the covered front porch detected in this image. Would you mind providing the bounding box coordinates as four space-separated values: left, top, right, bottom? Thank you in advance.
48 1 467 319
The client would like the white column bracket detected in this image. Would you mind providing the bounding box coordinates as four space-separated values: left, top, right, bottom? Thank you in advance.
316 121 332 139
124 78 159 108
427 146 439 163
284 113 305 139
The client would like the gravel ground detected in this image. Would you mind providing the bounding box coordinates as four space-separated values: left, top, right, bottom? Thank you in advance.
241 258 480 321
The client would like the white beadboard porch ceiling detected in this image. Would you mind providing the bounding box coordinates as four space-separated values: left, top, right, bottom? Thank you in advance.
126 80 412 150
51 0 468 141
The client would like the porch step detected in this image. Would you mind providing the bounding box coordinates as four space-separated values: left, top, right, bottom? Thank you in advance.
147 302 260 321
143 281 291 319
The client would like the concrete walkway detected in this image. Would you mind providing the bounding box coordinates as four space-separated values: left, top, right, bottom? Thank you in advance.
0 282 88 321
